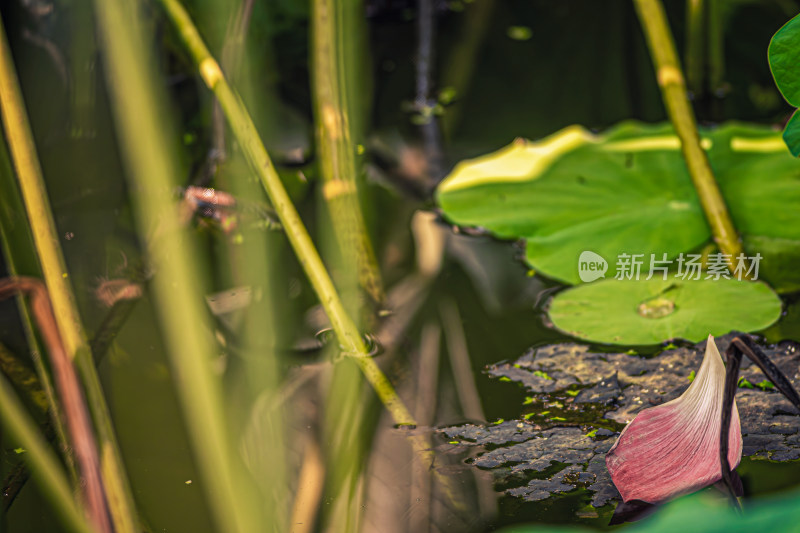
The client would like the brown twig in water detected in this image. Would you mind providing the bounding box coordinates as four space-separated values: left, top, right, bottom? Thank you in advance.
0 277 112 533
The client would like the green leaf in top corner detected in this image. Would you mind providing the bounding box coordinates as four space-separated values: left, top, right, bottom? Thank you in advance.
769 14 800 155
769 14 800 107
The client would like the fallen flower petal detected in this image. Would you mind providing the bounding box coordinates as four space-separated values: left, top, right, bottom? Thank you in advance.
605 335 742 504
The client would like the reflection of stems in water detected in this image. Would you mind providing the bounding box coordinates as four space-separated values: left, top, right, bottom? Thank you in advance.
0 17 139 533
288 437 325 533
410 322 441 532
441 0 495 141
0 278 111 533
633 0 744 274
90 297 139 365
440 300 485 421
416 0 445 182
440 301 496 518
440 0 494 141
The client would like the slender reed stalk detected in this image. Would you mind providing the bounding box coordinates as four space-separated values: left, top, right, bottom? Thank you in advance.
312 1 381 530
158 0 414 427
157 0 465 509
440 0 494 141
0 371 96 533
707 0 725 97
0 278 111 533
218 3 288 525
0 342 48 414
155 0 463 508
684 0 705 97
93 0 267 531
312 0 384 303
0 15 138 533
0 132 76 486
634 0 744 273
415 0 445 182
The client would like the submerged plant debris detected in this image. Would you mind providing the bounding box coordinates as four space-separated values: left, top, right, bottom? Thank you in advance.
438 334 800 508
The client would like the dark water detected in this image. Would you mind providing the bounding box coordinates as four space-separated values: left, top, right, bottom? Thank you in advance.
1 0 800 532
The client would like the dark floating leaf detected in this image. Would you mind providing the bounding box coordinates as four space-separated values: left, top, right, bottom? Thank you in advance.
439 336 800 509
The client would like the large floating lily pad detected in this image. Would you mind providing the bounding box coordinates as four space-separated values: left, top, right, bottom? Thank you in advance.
547 276 781 345
436 122 800 290
439 336 800 510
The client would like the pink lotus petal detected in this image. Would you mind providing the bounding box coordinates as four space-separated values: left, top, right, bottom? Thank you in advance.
605 335 742 504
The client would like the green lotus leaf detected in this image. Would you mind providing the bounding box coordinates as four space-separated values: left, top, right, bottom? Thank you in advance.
781 111 800 157
769 13 800 155
547 276 782 345
436 122 800 290
769 14 800 107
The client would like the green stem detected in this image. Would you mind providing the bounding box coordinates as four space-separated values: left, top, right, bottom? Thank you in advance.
0 372 95 533
312 0 384 304
312 3 379 527
0 14 139 533
707 0 725 96
440 0 494 141
634 0 743 272
157 0 468 510
158 0 414 426
93 0 267 531
0 131 77 488
684 0 705 97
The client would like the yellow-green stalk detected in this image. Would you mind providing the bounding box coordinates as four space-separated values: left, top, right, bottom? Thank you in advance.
0 14 138 533
312 0 384 304
634 0 744 273
0 372 95 533
92 0 267 531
